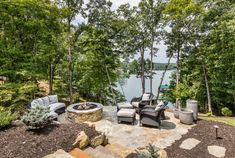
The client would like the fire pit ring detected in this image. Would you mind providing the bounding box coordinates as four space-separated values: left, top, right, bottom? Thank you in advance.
67 102 103 123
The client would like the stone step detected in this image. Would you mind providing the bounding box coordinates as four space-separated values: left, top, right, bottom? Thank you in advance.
84 145 122 158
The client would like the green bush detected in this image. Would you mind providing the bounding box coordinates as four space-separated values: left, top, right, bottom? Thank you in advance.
21 106 53 130
136 144 159 158
0 107 18 129
206 112 212 116
221 107 232 116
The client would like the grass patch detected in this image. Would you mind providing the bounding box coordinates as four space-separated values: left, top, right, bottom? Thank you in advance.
199 116 235 126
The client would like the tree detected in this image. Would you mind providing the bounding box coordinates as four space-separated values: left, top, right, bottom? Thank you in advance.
117 1 164 94
61 0 84 104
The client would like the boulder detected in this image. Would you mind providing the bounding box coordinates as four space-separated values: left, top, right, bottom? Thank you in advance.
158 149 168 158
90 134 105 147
43 149 74 158
102 135 109 146
73 131 90 149
69 148 92 158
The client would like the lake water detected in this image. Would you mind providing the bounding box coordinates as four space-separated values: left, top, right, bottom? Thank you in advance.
117 70 175 103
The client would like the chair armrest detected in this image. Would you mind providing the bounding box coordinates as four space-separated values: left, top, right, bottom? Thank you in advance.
131 97 141 103
142 105 156 109
140 108 156 114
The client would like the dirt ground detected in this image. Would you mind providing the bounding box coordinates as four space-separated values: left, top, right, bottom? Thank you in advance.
166 120 235 158
0 123 99 158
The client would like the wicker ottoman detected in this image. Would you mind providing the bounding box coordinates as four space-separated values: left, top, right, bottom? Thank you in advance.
117 108 136 125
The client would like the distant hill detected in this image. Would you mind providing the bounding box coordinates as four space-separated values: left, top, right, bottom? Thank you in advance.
153 63 177 70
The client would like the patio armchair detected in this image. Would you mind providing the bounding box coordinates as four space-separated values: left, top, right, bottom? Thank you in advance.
139 101 168 127
130 92 154 109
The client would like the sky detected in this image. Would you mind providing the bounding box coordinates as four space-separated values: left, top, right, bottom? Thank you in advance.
74 0 176 63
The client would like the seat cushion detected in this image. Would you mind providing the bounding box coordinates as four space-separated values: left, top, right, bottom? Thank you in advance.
41 96 50 106
31 98 44 108
49 102 66 112
117 109 136 117
141 108 158 117
48 111 58 119
48 95 58 104
131 102 139 108
117 102 133 109
142 93 151 101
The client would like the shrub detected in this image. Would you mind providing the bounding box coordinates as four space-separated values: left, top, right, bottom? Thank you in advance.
136 144 159 158
21 106 53 130
0 107 18 129
206 112 212 116
221 107 232 116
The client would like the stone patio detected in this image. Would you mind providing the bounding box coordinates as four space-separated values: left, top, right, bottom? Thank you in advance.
59 106 195 157
91 106 194 157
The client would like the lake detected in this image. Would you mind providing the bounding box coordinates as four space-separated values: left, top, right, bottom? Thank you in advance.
117 70 175 104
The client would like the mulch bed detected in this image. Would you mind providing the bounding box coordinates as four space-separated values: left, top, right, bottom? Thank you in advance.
166 120 235 158
0 123 100 158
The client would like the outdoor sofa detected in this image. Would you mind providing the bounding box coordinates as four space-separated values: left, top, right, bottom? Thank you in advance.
30 95 66 118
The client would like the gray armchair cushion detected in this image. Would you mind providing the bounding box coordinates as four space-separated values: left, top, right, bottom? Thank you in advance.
142 93 151 101
155 101 164 111
131 102 139 108
141 108 159 117
117 102 133 109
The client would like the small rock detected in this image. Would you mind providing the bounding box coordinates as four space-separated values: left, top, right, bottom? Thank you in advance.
179 138 201 150
208 145 226 158
52 121 61 125
69 148 92 158
90 134 105 147
158 149 168 158
43 149 74 158
11 120 24 127
73 131 90 149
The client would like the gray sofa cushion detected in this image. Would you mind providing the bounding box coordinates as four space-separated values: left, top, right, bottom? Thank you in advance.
48 95 58 104
117 109 136 117
49 102 66 112
41 96 50 106
31 98 44 108
48 111 58 119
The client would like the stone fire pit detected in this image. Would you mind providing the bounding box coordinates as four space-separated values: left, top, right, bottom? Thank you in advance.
67 102 103 123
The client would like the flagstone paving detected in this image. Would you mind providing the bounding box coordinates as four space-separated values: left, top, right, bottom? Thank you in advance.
208 145 226 158
92 106 195 157
179 138 201 150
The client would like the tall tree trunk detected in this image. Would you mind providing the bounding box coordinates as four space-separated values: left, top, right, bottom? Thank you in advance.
156 53 173 101
150 2 154 95
175 48 180 109
68 34 73 104
49 63 53 94
203 65 212 113
140 49 145 94
67 14 73 104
